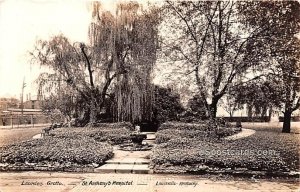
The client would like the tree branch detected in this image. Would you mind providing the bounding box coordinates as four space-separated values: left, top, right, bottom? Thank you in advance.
292 97 300 111
166 1 199 44
80 44 94 88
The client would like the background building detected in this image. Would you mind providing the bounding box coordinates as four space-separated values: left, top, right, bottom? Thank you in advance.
0 94 50 127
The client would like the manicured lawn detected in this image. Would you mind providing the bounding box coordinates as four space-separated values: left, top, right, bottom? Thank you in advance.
241 122 300 133
151 121 300 174
0 127 45 147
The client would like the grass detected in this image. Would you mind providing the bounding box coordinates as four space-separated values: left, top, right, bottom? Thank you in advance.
0 127 45 147
241 122 300 133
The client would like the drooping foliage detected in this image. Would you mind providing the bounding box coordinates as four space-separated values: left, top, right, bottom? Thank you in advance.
99 85 184 124
32 1 161 125
87 1 160 123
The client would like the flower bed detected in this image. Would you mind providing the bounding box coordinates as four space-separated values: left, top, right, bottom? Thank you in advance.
0 123 139 172
151 122 300 174
49 123 132 145
156 129 212 144
158 121 210 131
93 122 134 131
156 121 240 144
0 138 113 167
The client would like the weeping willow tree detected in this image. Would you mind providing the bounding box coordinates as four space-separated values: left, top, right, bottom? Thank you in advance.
89 2 160 123
31 35 105 126
31 1 160 126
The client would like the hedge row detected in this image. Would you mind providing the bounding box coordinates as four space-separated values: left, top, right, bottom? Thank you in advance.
151 127 300 173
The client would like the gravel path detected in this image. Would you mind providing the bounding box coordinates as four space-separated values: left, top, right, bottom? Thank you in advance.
225 128 256 141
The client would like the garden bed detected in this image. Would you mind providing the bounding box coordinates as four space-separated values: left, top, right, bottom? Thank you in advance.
0 138 113 171
151 122 300 176
156 121 241 144
48 122 132 145
0 122 134 172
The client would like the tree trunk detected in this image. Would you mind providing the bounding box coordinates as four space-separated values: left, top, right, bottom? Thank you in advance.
268 106 273 122
261 106 267 118
247 104 253 118
209 102 218 119
282 110 292 133
89 93 97 126
229 111 233 118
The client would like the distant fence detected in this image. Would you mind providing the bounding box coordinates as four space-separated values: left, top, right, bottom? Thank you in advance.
279 116 300 122
220 116 270 122
0 114 51 127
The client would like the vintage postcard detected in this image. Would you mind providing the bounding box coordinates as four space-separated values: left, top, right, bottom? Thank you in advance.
0 0 299 191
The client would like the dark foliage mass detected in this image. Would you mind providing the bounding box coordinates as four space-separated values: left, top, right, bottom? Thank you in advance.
100 86 184 124
152 85 185 123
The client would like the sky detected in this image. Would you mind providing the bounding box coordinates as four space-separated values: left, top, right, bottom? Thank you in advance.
0 0 122 99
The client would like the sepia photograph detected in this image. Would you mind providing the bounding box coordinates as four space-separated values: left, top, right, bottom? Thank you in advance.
0 0 299 191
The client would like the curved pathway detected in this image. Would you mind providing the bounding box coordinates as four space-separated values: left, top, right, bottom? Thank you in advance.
32 133 43 139
225 128 256 141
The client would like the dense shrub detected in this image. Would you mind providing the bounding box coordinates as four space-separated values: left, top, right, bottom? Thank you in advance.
157 121 239 141
186 95 208 119
156 129 213 144
279 116 300 122
50 126 131 145
153 85 184 123
0 138 113 165
93 122 134 131
151 138 288 172
221 116 270 122
158 121 210 131
91 128 131 144
151 130 300 173
152 121 299 173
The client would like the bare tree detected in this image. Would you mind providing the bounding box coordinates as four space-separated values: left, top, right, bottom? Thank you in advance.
161 1 270 121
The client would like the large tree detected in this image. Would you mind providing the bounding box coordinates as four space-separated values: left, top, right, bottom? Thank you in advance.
32 35 111 126
270 37 300 133
239 1 300 132
229 80 280 120
160 1 270 121
90 2 160 123
31 2 160 126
